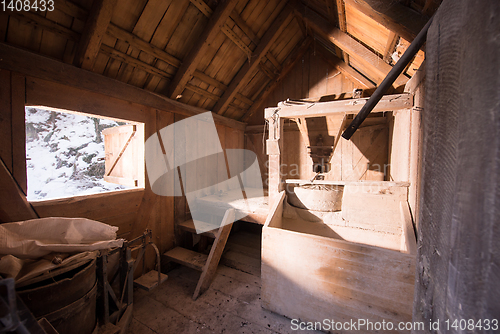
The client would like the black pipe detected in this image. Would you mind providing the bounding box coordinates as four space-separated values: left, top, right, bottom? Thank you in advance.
342 16 434 140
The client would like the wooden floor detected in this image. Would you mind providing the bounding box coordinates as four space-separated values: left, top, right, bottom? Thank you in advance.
128 225 321 334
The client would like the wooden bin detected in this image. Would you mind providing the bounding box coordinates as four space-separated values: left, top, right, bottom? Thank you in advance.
261 188 417 333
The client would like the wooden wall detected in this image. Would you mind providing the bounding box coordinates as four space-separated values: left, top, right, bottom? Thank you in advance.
0 46 244 268
246 46 359 125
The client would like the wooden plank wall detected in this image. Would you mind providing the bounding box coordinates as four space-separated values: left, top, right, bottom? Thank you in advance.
246 47 358 125
0 68 244 268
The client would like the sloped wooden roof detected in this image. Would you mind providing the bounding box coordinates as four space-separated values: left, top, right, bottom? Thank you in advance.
0 0 440 122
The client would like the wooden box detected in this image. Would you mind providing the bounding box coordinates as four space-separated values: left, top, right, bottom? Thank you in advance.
261 188 416 333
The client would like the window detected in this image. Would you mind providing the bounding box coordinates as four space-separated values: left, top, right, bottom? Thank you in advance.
25 106 144 201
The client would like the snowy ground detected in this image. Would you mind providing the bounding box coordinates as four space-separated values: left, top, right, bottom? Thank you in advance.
26 107 133 201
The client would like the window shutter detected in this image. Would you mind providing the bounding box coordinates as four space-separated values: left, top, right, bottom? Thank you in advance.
103 124 144 187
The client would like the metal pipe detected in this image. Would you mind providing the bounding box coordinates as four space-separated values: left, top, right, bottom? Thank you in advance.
342 16 434 140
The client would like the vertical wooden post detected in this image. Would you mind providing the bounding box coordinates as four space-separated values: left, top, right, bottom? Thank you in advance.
96 253 109 325
265 108 283 208
11 74 27 195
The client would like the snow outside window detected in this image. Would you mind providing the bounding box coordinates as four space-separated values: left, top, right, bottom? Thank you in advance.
25 106 144 201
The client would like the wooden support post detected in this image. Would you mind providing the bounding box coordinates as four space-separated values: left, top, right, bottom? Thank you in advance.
266 113 284 208
10 74 27 195
0 156 38 222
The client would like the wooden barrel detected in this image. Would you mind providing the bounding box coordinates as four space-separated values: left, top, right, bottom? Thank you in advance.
17 258 97 334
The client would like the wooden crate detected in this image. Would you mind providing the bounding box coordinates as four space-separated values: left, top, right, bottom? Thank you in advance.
261 190 416 333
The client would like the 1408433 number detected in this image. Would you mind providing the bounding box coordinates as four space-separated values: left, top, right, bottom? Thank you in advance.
1 0 54 12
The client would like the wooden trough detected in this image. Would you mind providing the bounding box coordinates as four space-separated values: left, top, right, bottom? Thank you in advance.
261 186 417 333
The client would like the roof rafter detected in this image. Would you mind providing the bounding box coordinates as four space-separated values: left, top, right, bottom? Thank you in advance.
293 2 408 87
383 31 399 63
325 0 350 64
73 0 117 70
214 5 294 116
241 37 312 122
167 0 238 100
343 0 429 43
315 45 375 89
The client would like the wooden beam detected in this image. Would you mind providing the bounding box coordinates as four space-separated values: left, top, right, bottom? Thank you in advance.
107 23 181 68
235 93 254 107
259 62 276 80
0 157 38 223
316 45 375 88
190 0 259 46
57 0 88 21
241 37 312 122
185 83 220 101
0 43 245 131
221 24 252 57
230 10 259 44
191 71 227 90
336 0 349 64
214 5 294 115
383 31 399 63
264 93 413 119
100 44 173 79
294 3 408 87
326 0 350 64
266 52 282 72
167 0 238 100
343 0 429 43
74 0 117 70
6 11 79 41
11 74 27 194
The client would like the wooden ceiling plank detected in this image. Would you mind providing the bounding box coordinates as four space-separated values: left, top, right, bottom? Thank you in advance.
343 0 429 43
230 9 259 44
221 24 252 57
192 70 228 91
185 83 220 101
7 11 79 41
235 92 254 106
241 37 312 122
143 0 191 91
266 52 282 72
383 31 399 63
73 0 117 70
214 5 294 115
107 24 181 68
57 0 88 21
316 45 375 89
190 0 213 17
167 0 238 100
117 0 174 87
100 44 172 79
295 3 408 87
259 61 276 80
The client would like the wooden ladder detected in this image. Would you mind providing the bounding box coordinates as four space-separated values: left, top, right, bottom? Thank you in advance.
163 209 235 300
